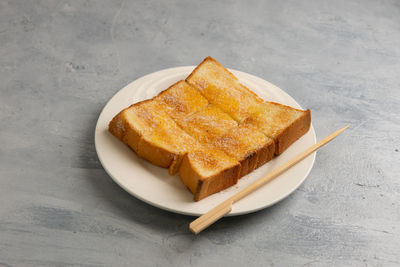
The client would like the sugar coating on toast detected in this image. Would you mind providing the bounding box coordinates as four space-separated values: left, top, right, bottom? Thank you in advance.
185 147 239 178
128 101 199 152
243 101 311 155
244 102 304 139
212 124 275 177
212 124 273 160
109 100 200 169
154 80 208 121
177 104 238 144
186 57 263 122
109 57 311 201
179 146 241 201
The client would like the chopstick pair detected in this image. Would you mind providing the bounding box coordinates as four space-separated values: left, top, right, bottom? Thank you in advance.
190 125 349 234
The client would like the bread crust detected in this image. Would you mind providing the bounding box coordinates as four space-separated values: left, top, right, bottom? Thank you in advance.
186 56 238 83
186 57 263 122
238 139 275 177
187 57 263 102
179 151 241 201
195 164 241 201
268 105 311 155
108 100 199 170
109 105 177 168
243 102 311 155
211 124 275 177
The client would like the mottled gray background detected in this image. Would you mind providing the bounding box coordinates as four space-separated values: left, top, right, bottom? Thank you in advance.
1 0 399 266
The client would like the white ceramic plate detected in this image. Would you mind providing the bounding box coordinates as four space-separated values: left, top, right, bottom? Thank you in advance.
95 66 316 216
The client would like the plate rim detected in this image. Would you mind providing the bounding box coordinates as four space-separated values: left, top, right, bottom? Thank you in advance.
95 66 316 216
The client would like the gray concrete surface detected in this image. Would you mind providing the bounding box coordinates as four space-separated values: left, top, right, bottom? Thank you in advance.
1 0 399 266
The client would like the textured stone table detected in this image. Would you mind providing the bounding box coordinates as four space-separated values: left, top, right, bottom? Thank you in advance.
1 1 399 266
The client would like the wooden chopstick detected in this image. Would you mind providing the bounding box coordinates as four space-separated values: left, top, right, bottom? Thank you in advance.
189 125 350 234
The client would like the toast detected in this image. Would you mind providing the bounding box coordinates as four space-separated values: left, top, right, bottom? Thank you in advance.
109 57 311 201
186 57 263 122
212 124 275 177
243 102 311 155
177 105 274 179
108 100 200 174
177 104 238 144
154 80 209 121
179 147 241 201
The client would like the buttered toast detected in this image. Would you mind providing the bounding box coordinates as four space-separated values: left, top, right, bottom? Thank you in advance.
212 124 275 177
243 102 311 155
108 99 201 175
180 146 241 201
109 57 311 201
177 104 238 144
186 57 263 122
154 80 209 121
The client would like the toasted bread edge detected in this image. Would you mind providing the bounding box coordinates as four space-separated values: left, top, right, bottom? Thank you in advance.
274 108 311 155
179 152 241 201
108 104 178 168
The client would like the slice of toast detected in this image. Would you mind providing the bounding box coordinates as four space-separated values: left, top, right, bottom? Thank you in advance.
243 102 311 155
154 80 209 121
186 57 263 122
179 146 241 201
109 100 200 174
176 104 238 144
212 124 275 177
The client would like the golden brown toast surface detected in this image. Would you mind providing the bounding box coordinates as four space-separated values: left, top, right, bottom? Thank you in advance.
179 147 240 201
243 102 311 155
212 124 275 176
154 80 209 121
177 104 238 144
109 100 200 170
186 57 263 122
127 101 199 153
